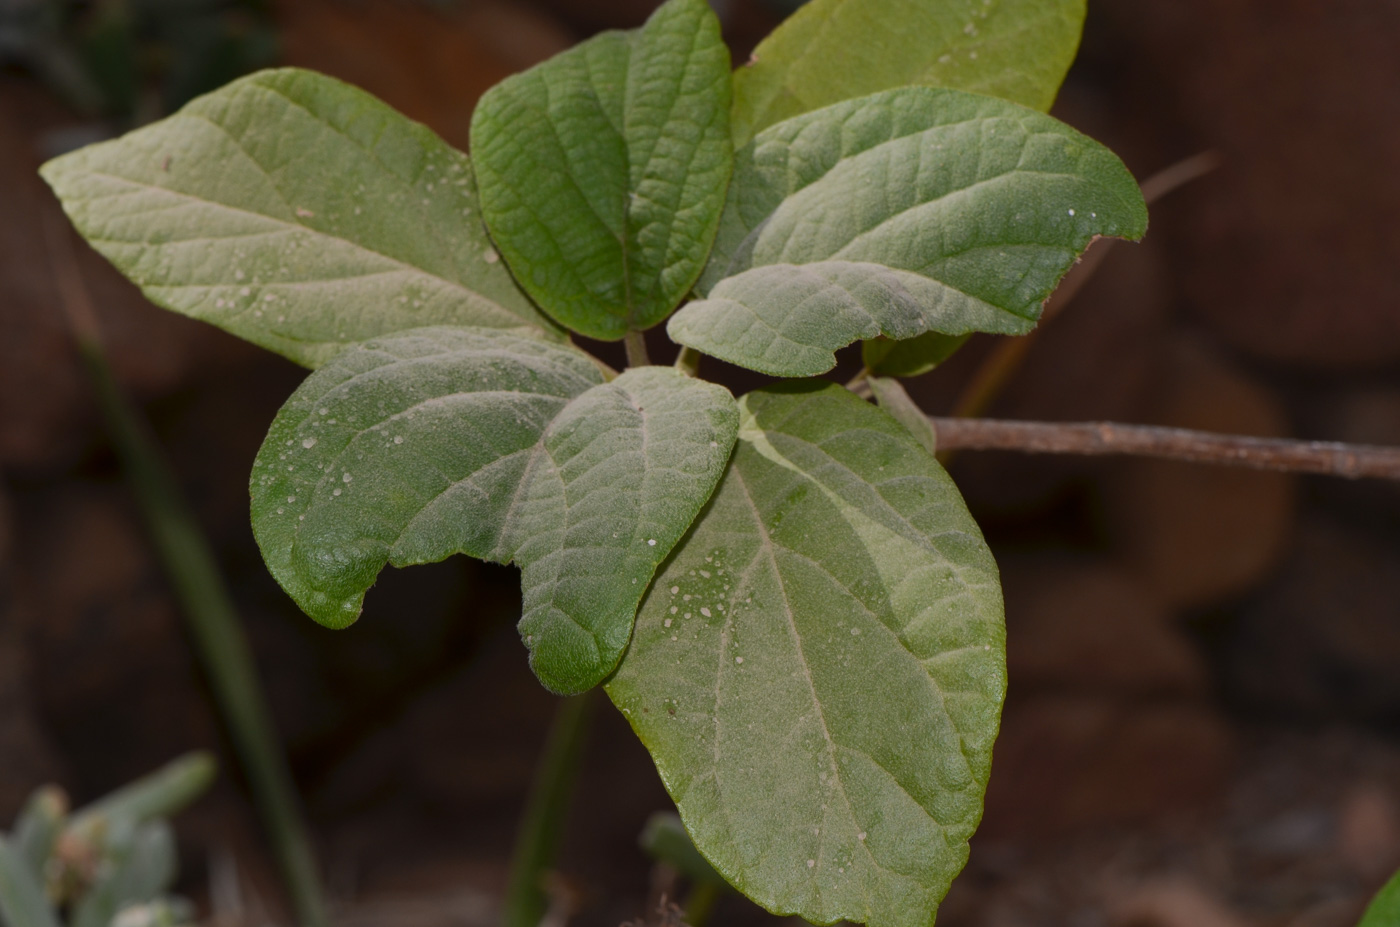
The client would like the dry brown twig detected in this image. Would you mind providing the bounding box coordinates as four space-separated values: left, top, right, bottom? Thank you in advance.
928 417 1400 481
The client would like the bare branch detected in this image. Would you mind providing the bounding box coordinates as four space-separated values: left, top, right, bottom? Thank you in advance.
929 417 1400 481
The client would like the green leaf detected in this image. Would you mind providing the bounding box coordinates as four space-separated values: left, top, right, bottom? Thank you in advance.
40 68 559 369
252 327 739 693
11 787 67 878
607 381 1004 927
469 0 732 341
68 752 215 839
0 836 61 927
70 822 178 927
863 332 969 379
731 0 1085 145
1360 868 1400 927
867 377 937 454
672 87 1148 376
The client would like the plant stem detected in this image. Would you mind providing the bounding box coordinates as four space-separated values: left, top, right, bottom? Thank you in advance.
624 330 651 368
929 417 1400 480
503 691 596 927
674 345 702 377
684 882 720 926
42 215 328 927
845 367 873 399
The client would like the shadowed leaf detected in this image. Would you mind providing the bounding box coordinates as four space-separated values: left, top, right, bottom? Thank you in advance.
252 327 739 693
471 0 732 341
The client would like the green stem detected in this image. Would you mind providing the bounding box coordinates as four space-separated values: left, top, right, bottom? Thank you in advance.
74 340 328 927
503 691 596 927
683 881 719 927
673 345 701 378
624 330 651 368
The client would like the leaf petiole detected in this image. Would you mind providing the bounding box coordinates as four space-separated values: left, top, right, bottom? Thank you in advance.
625 330 652 368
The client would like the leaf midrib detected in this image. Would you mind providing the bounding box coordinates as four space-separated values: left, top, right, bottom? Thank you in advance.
728 463 897 910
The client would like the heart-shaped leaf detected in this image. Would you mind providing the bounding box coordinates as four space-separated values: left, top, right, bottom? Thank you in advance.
731 0 1085 146
670 87 1148 376
607 381 1004 927
251 326 738 693
470 0 732 341
40 68 558 368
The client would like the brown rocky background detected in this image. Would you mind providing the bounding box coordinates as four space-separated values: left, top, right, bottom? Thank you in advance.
2 1 1399 925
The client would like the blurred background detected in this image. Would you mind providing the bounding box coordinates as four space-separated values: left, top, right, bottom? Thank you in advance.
2 1 1400 925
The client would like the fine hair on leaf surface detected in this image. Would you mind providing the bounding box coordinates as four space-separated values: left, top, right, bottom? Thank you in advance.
36 0 1155 922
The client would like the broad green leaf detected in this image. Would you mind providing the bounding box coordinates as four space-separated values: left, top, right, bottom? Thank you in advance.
470 0 732 341
673 87 1148 376
867 377 937 454
731 0 1085 146
607 381 1005 927
863 332 970 379
40 68 559 368
0 836 61 927
1360 868 1400 927
12 788 66 877
251 327 738 693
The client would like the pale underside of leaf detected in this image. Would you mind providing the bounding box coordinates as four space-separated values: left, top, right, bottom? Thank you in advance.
469 0 732 340
41 68 557 368
730 0 1086 146
608 382 1005 927
670 260 1032 377
251 326 738 693
672 87 1147 376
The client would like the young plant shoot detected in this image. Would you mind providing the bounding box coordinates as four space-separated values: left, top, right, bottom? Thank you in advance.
40 0 1147 923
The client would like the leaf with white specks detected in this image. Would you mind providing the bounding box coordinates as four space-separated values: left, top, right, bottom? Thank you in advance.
251 326 738 693
669 87 1147 376
607 381 1004 927
41 68 560 368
